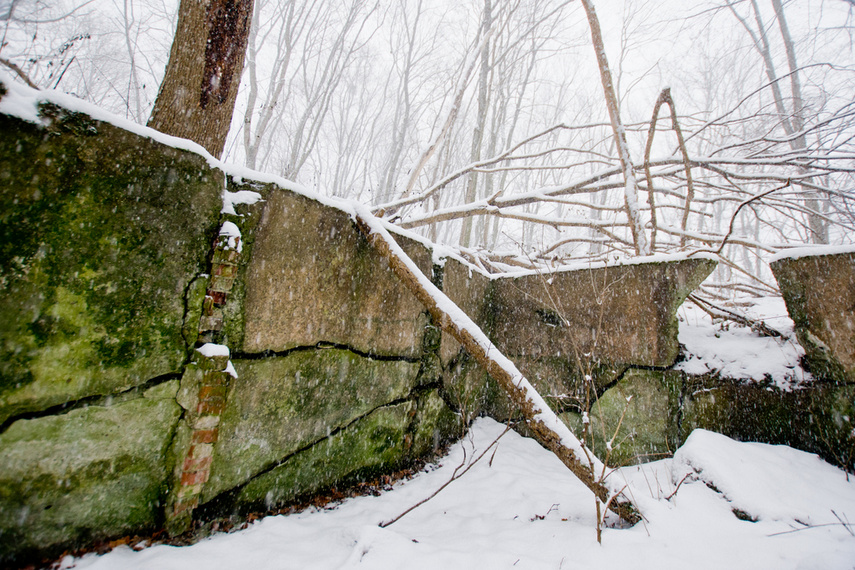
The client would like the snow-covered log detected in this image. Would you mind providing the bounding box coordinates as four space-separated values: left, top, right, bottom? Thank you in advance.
352 204 641 524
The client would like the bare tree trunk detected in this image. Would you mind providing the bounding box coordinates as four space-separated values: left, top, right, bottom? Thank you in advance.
148 0 253 159
770 0 827 243
580 0 649 255
352 205 641 525
460 0 492 248
728 0 827 243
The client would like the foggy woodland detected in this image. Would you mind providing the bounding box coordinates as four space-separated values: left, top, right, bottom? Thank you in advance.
3 0 854 296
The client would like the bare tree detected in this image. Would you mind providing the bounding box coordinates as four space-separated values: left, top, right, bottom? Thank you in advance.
148 0 253 158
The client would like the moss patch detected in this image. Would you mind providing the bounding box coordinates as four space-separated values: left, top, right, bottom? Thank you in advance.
410 389 464 458
0 109 222 423
563 369 681 466
203 350 421 500
234 402 415 511
0 381 181 563
682 375 855 471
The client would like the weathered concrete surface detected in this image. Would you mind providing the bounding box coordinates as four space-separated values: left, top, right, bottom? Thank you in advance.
233 401 417 511
771 251 855 382
0 106 222 424
439 257 493 366
0 381 181 560
209 388 462 515
241 190 433 358
203 350 422 501
491 258 717 367
563 370 681 467
484 258 715 410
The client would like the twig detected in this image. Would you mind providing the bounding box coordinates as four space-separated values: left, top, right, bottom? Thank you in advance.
688 180 791 255
379 424 512 528
687 294 788 339
665 473 691 501
0 57 39 89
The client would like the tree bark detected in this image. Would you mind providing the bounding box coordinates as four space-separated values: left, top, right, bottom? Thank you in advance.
148 0 253 159
352 204 641 525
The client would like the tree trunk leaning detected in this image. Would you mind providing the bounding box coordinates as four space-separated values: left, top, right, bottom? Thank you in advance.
148 0 253 159
352 204 641 525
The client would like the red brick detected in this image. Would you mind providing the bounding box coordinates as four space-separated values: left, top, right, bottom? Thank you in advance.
207 290 227 305
187 443 214 460
181 469 210 487
182 455 213 473
198 385 228 401
191 428 219 444
197 398 226 415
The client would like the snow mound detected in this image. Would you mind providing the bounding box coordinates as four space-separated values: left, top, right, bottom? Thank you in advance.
673 429 855 525
66 418 855 570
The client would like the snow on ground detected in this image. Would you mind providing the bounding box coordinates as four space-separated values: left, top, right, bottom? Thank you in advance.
676 296 810 389
64 417 855 570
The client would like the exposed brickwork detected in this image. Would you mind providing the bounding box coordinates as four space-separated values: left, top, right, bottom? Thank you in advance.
167 222 243 535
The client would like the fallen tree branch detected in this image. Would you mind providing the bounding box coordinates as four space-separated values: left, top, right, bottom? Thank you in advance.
687 294 788 339
379 423 513 528
351 203 641 525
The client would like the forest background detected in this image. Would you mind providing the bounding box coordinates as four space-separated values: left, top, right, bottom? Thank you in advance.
2 0 854 297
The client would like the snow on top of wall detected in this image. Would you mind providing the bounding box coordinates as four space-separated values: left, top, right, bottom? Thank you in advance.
489 251 718 280
0 73 492 277
0 74 718 283
769 243 855 263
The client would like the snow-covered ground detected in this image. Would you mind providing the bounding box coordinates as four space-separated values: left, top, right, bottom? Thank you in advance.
63 417 855 570
676 296 811 389
59 296 855 570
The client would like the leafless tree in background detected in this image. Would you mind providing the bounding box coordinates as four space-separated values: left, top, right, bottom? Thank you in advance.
2 0 854 297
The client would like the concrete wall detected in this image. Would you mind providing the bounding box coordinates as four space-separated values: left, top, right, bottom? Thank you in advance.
0 92 721 564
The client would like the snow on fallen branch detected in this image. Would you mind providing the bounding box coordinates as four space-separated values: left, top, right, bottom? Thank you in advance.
350 202 641 525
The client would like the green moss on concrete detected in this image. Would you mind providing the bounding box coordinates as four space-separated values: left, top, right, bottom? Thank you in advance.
410 389 464 458
0 380 181 563
235 402 415 511
203 350 421 500
0 108 223 423
563 369 682 466
682 375 855 471
442 352 506 423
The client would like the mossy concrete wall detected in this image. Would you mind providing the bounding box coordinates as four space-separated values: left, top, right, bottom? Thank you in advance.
560 369 855 471
0 99 464 565
0 104 222 425
0 90 723 564
771 251 855 383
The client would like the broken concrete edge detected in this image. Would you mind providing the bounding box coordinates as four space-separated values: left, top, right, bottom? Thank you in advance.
770 249 855 383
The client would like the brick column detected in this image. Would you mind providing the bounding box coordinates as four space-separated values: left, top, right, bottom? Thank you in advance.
167 222 242 535
168 345 233 534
